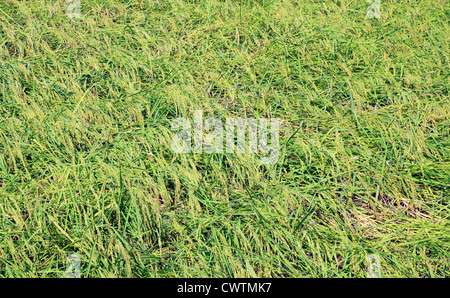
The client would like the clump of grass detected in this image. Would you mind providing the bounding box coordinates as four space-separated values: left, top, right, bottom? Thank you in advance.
0 0 448 277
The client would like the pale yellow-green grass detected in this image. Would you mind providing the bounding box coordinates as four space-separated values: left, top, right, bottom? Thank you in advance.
0 0 448 277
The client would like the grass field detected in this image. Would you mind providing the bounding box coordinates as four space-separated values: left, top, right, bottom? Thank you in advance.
0 0 449 277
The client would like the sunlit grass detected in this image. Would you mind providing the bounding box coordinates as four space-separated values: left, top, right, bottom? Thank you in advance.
0 0 448 277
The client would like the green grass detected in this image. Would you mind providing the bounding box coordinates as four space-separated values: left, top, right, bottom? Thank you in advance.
0 0 449 277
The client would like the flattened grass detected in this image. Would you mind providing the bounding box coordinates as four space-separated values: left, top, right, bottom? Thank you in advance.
0 0 448 277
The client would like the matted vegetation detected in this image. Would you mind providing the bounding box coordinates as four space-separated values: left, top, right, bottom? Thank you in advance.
0 0 448 277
